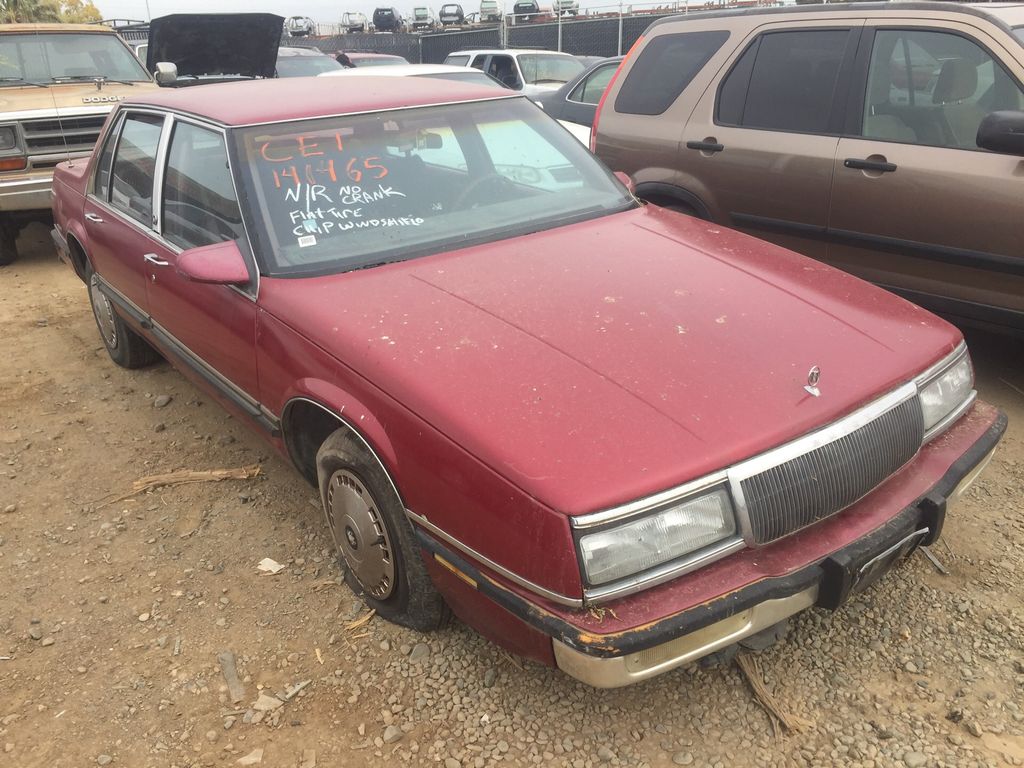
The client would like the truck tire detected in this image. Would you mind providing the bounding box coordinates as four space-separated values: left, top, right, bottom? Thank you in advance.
0 223 18 266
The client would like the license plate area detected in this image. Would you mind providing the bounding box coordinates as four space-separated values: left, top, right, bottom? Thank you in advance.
851 527 929 595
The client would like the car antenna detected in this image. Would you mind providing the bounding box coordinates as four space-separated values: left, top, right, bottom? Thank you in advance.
38 27 76 166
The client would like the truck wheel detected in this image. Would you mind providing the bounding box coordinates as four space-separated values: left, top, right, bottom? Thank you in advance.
316 428 449 631
0 223 18 266
87 270 160 369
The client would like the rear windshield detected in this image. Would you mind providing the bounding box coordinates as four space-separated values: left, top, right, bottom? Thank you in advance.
0 32 151 84
414 8 429 17
518 54 583 85
277 55 345 78
442 4 462 11
514 3 538 12
232 97 633 276
614 30 729 115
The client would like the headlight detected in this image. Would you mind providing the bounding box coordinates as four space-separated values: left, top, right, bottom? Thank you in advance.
918 351 973 436
0 125 17 152
578 488 736 586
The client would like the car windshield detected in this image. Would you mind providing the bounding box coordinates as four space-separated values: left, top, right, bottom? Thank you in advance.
354 57 408 67
232 97 633 276
277 55 345 78
0 33 151 84
414 8 429 17
442 5 461 11
518 54 583 84
445 55 470 66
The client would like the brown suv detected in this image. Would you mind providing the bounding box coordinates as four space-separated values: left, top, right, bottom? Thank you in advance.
593 3 1024 334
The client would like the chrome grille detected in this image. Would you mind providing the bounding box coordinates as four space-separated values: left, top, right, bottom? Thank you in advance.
21 114 107 156
739 395 924 544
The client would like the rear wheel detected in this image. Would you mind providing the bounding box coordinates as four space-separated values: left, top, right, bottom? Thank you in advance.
87 270 159 369
316 428 448 631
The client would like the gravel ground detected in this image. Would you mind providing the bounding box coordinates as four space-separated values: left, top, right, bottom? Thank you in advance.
1 224 1022 768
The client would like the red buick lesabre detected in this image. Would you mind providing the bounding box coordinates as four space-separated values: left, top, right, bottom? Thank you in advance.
51 78 1005 687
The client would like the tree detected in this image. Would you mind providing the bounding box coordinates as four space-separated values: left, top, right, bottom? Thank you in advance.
0 0 62 22
0 0 102 23
58 0 101 23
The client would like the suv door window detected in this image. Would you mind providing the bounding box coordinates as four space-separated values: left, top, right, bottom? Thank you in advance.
161 121 245 250
717 29 852 133
861 29 1024 149
568 62 617 105
109 112 164 226
470 55 487 70
614 30 728 115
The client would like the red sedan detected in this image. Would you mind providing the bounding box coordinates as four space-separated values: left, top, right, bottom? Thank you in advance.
51 77 1005 687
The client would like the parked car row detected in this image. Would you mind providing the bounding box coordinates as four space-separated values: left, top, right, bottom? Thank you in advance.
27 3 1021 690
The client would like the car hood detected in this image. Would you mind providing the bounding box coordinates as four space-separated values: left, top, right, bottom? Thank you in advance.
146 13 284 79
259 206 960 515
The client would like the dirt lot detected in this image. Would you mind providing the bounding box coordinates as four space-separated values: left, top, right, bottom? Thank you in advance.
1 223 1022 768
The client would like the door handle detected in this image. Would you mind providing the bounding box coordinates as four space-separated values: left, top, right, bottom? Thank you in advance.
143 253 169 266
84 213 104 223
686 140 725 153
844 158 897 173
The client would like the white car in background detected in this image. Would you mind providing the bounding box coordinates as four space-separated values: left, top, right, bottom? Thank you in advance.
441 49 583 98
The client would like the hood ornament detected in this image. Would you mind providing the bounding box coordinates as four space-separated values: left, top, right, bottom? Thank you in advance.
804 366 821 397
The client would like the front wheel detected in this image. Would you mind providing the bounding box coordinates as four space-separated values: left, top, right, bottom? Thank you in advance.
316 429 448 631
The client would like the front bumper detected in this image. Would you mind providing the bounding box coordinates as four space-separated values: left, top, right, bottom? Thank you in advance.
416 404 1006 687
0 171 54 212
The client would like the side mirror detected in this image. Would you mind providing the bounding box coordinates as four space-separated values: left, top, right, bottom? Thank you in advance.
155 62 178 86
976 110 1024 156
176 240 250 285
613 171 636 195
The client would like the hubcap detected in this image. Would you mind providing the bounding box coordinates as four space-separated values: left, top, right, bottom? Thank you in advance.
89 277 118 350
325 469 395 599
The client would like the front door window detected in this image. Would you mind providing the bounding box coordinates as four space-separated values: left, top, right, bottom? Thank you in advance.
862 29 1024 149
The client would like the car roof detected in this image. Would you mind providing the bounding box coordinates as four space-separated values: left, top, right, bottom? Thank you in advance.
277 46 329 57
347 51 405 59
446 48 572 57
0 23 114 33
649 1 1024 31
118 75 515 127
320 63 477 77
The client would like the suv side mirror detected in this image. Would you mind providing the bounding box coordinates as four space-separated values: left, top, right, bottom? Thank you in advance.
176 240 250 285
977 110 1024 156
155 62 178 86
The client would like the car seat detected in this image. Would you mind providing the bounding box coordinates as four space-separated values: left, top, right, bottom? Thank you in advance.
932 57 984 148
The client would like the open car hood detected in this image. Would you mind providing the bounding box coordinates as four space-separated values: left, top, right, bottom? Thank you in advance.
147 13 284 79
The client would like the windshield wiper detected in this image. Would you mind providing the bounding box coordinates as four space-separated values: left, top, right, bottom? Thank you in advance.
0 77 47 88
51 75 136 86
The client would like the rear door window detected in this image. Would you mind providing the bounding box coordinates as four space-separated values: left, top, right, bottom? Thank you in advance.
613 30 729 115
93 111 124 201
717 29 854 133
109 112 164 226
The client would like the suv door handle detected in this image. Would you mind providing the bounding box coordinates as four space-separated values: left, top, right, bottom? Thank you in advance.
686 140 725 153
844 158 897 173
84 213 104 223
143 253 169 266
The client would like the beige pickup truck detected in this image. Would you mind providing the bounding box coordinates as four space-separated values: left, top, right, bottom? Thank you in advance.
0 23 159 265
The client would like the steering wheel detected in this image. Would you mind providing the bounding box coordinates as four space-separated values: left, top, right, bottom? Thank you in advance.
452 173 513 210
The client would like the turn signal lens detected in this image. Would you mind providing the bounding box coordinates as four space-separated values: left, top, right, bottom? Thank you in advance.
0 157 27 171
